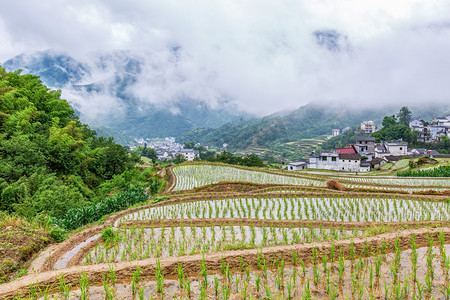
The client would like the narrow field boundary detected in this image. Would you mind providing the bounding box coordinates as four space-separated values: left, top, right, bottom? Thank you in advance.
3 226 450 299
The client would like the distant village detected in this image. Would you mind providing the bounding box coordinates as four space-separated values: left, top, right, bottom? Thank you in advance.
288 114 450 172
129 137 200 161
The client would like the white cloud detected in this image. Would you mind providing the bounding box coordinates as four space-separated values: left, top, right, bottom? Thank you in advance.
1 0 450 115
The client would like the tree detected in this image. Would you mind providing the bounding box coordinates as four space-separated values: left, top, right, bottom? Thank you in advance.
174 154 186 164
382 115 397 128
142 146 157 159
397 106 412 126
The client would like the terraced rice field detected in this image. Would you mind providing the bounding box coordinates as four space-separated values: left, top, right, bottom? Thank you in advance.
173 164 450 192
2 162 450 299
118 196 450 223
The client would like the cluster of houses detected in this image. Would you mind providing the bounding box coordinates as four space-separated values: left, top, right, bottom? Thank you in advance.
331 121 376 138
130 137 200 161
156 148 200 161
410 115 450 142
288 136 440 172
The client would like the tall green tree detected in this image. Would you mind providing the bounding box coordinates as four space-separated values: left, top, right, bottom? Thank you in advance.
397 106 412 126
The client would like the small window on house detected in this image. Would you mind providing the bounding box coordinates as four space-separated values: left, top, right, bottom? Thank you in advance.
400 147 402 150
322 156 327 161
332 157 336 161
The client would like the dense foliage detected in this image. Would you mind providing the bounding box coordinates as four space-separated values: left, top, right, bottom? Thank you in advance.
0 67 149 219
370 115 417 143
56 186 150 230
397 166 450 177
212 151 265 167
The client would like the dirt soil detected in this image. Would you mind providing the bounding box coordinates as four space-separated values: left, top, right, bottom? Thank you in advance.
0 226 51 283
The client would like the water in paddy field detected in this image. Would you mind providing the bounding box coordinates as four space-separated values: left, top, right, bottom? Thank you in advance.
119 197 450 224
83 225 358 265
39 244 450 299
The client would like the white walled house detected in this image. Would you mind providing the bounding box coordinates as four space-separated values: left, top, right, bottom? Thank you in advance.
332 129 340 136
308 152 365 172
179 149 200 161
338 153 363 172
385 142 408 156
375 141 408 158
287 162 307 170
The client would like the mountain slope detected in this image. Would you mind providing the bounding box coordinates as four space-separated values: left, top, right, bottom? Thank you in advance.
178 103 448 153
2 51 251 142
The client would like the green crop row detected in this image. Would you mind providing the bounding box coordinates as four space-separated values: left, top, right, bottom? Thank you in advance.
55 184 155 231
397 166 450 177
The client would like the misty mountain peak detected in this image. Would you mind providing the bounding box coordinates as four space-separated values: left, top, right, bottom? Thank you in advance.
313 29 348 52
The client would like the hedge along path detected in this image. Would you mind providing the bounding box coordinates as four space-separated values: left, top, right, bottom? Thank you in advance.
173 162 450 190
3 225 450 299
38 184 449 272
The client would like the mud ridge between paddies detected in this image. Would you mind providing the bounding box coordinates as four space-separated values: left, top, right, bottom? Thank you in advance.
2 226 450 299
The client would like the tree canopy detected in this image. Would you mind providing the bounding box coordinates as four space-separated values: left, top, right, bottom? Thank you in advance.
0 67 142 218
397 106 412 126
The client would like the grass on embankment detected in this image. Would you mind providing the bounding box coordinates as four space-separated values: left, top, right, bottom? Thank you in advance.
0 213 59 283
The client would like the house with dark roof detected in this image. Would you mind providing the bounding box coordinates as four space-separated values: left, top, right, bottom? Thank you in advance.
179 149 200 161
308 152 366 172
375 141 408 158
354 136 375 155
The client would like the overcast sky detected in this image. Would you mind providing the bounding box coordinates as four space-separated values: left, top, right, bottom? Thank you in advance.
1 0 450 115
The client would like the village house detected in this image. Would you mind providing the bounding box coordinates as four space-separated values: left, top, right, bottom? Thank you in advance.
307 152 365 172
287 161 307 170
179 149 200 161
354 136 376 158
299 136 407 172
359 121 377 134
409 115 450 142
375 141 408 158
332 129 340 136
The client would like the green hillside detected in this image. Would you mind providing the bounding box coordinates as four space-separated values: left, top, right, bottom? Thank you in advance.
0 67 154 220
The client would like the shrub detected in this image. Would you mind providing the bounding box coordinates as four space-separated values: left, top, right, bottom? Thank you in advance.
101 227 120 246
49 227 67 243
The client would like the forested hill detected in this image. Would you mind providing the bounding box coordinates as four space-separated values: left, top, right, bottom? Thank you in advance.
0 67 145 219
178 103 443 151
